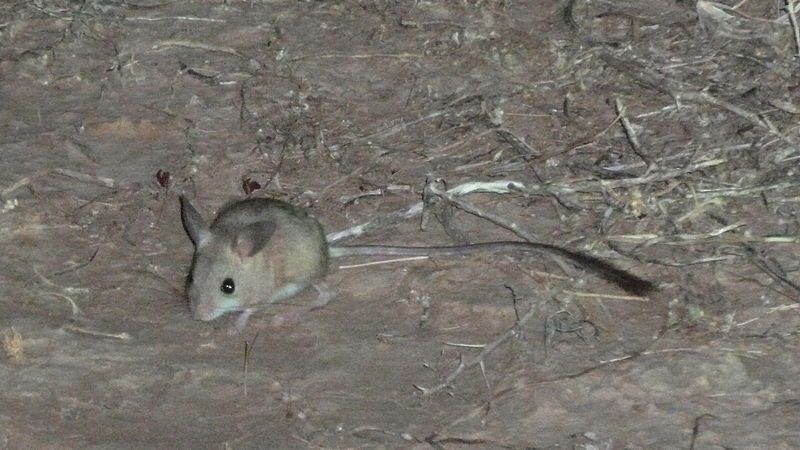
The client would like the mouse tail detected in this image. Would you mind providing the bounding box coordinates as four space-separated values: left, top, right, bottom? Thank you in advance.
329 242 655 296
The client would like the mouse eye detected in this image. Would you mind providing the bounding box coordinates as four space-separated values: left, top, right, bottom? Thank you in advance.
221 278 235 294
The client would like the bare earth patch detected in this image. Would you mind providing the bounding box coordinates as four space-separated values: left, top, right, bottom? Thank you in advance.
1 0 799 448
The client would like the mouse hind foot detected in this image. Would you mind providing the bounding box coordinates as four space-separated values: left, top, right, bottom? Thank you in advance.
309 282 336 310
270 282 337 327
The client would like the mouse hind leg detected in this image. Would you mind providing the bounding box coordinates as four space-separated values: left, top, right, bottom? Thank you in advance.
271 282 337 327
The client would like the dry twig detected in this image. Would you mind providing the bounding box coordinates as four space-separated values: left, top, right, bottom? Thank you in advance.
784 0 800 56
414 294 543 395
614 97 655 170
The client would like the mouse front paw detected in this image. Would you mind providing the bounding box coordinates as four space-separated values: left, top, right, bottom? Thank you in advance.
229 309 255 334
270 309 305 327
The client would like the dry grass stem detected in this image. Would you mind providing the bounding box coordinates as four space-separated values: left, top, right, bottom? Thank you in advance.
604 143 752 171
568 113 622 152
608 225 800 245
599 159 726 189
292 53 422 62
151 40 244 57
562 289 650 301
614 98 654 170
62 325 132 340
3 327 24 363
126 16 226 22
337 256 429 269
785 0 800 56
40 291 83 317
691 181 800 198
54 168 116 189
443 342 486 349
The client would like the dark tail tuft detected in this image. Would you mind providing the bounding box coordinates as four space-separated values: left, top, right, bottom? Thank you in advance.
558 248 655 296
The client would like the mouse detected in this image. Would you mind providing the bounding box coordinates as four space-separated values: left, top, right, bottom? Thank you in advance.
179 196 654 330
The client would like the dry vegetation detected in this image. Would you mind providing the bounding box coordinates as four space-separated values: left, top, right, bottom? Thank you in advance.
1 0 799 448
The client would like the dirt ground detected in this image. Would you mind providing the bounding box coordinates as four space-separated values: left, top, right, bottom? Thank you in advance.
2 0 800 448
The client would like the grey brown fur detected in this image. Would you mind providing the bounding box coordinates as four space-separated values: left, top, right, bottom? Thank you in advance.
180 197 328 323
180 196 654 327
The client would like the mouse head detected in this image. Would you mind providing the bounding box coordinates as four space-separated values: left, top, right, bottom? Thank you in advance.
179 196 276 321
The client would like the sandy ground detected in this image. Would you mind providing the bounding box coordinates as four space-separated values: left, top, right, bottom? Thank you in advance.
2 0 800 448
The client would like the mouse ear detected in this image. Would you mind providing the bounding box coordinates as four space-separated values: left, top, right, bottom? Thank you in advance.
233 221 276 259
180 196 211 247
